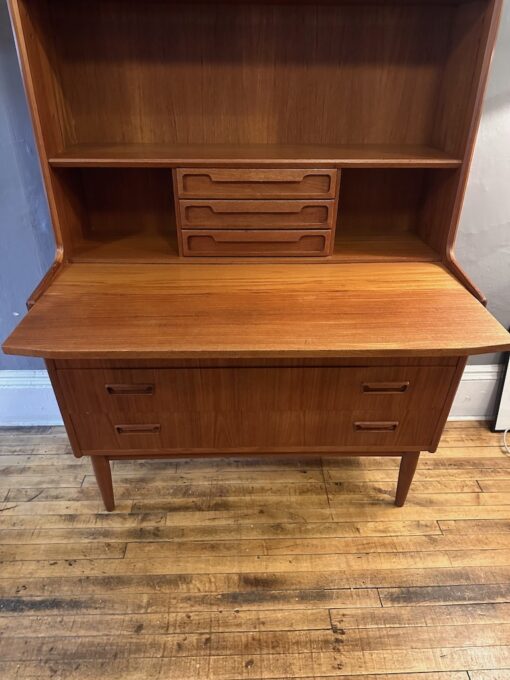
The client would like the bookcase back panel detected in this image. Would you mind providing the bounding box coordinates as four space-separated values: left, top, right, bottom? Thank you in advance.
79 169 174 238
338 170 427 234
37 0 458 148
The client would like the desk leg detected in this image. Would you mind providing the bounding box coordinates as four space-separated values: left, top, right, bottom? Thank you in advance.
91 456 115 511
395 452 420 507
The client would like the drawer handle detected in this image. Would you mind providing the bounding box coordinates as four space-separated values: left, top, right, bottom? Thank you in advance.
106 384 154 396
354 421 399 432
115 424 161 435
362 382 410 394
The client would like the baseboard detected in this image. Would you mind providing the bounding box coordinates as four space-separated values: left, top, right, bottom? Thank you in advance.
494 359 510 431
0 365 505 426
0 371 62 426
449 364 505 421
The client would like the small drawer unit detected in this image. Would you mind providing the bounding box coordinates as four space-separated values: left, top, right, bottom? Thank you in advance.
175 168 339 199
173 167 340 257
177 199 336 230
181 229 333 257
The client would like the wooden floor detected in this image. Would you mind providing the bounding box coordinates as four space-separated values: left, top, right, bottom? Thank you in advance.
0 423 509 679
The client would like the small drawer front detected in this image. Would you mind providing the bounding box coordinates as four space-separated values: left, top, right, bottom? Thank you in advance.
178 199 335 230
175 168 339 199
181 229 332 257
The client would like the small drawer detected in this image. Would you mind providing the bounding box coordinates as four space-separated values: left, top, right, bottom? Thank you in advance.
175 168 339 199
181 229 333 257
177 199 336 230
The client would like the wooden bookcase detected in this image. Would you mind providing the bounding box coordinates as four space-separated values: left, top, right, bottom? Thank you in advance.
3 0 510 510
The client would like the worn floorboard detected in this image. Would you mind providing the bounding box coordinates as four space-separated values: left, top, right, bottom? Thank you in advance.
0 422 509 679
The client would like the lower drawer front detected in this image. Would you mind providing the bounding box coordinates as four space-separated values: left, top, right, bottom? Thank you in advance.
181 229 332 257
69 410 444 451
58 365 457 452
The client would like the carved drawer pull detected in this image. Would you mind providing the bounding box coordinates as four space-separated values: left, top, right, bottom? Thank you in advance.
362 382 410 394
115 424 161 435
354 421 399 432
106 384 154 396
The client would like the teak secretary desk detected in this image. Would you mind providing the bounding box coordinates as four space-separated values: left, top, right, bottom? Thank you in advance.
4 0 510 511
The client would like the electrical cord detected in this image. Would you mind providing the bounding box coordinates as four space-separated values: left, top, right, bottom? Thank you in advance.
504 428 510 455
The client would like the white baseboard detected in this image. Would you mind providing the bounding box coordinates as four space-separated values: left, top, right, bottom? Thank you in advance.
495 360 510 431
449 364 504 421
0 371 62 426
0 365 505 426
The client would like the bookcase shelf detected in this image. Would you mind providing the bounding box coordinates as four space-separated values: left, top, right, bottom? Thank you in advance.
69 224 439 265
48 143 462 170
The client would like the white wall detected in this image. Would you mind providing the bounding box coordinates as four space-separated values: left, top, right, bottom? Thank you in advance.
456 0 510 364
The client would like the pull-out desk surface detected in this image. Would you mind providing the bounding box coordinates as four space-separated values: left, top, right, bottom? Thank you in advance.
3 262 510 360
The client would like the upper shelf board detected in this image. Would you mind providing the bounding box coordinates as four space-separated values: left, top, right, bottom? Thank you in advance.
3 262 509 359
48 144 463 169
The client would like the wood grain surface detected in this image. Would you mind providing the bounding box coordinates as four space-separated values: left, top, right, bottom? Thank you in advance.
3 263 510 358
49 143 463 169
0 422 509 679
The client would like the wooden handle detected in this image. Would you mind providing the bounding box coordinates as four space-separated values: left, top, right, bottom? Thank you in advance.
362 382 410 394
106 384 154 395
354 421 399 432
115 424 160 435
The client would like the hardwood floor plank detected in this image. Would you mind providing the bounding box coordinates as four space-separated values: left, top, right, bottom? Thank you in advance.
0 661 471 680
326 480 481 494
0 646 503 679
0 500 134 515
0 519 442 544
106 467 324 483
0 588 379 615
1 624 509 662
330 507 510 522
5 483 327 503
379 584 510 607
324 452 510 468
0 512 166 529
123 534 510 560
440 520 510 533
324 468 510 482
0 550 464 579
1 565 509 599
0 454 83 466
83 479 328 497
437 429 505 446
479 481 510 493
0 542 126 561
0 464 86 476
0 475 85 489
129 493 510 514
0 608 331 637
330 602 510 629
329 493 510 507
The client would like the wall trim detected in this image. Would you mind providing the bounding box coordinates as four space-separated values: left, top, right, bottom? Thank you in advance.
449 363 504 421
0 365 505 426
0 370 62 426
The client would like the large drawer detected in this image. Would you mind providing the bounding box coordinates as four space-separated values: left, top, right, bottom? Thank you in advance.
175 168 340 199
177 199 336 230
57 365 457 452
180 229 333 257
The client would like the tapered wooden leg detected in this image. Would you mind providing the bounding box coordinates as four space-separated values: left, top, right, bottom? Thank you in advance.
91 456 115 511
395 452 420 507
